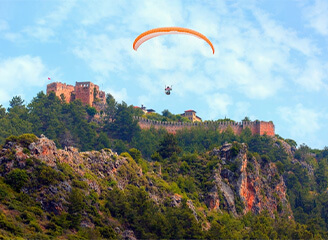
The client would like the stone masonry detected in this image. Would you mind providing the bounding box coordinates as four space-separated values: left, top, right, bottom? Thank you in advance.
135 117 275 136
46 82 106 109
47 82 275 137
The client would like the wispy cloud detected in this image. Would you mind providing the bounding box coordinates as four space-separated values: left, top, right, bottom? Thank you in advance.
73 34 131 76
303 0 328 36
296 59 328 91
23 0 76 41
23 26 55 42
0 55 49 103
252 7 318 56
232 101 253 121
278 104 322 144
104 87 128 104
206 93 233 119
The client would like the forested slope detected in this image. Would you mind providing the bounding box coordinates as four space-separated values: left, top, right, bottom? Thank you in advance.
0 92 328 239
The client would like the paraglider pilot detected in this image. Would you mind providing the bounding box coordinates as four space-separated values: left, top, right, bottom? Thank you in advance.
165 86 172 95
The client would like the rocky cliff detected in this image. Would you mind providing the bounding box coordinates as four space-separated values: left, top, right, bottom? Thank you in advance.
0 134 294 238
206 142 293 218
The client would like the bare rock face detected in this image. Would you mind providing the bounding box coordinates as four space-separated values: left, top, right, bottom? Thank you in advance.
212 167 238 216
122 230 137 240
29 134 58 166
205 191 220 211
207 142 293 218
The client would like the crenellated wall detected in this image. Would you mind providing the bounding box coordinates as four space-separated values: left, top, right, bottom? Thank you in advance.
47 82 106 109
46 82 275 137
135 117 275 136
46 82 75 103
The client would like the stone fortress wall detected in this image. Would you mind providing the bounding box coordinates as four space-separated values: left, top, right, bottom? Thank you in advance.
135 116 275 136
47 82 106 108
47 82 275 136
46 82 75 103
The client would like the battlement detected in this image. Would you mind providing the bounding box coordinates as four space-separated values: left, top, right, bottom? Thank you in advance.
46 82 75 103
47 81 106 110
46 82 275 136
134 116 275 136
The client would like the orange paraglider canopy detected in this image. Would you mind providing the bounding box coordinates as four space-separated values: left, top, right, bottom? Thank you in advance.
133 27 215 54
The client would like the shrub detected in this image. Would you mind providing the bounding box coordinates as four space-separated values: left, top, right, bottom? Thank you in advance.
100 226 117 239
20 211 35 224
120 152 133 161
5 169 29 192
261 154 271 164
231 142 240 158
129 148 142 160
38 166 64 185
0 212 22 235
247 161 254 172
151 152 162 162
72 179 88 189
23 148 30 154
5 134 38 148
29 220 42 232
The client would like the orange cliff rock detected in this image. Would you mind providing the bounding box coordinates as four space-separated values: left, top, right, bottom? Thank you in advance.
207 143 293 218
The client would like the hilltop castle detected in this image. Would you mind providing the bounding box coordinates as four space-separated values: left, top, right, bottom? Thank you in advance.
46 82 106 110
46 82 275 136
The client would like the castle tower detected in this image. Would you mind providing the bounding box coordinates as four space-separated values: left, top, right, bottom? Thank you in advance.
74 81 106 107
46 82 75 103
74 82 95 106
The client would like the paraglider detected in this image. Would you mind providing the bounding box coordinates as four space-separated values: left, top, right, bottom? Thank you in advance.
165 86 172 95
133 27 215 54
133 27 215 95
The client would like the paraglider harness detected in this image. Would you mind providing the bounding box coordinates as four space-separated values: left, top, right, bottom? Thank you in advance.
165 86 172 95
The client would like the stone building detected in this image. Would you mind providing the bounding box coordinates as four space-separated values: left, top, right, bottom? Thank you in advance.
46 81 106 110
181 110 202 122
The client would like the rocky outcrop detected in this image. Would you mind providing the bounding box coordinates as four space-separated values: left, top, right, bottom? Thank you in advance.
0 135 146 239
207 142 293 218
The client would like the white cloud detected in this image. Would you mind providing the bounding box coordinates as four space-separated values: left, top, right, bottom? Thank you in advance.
73 34 131 76
206 93 232 119
278 104 321 142
40 0 77 28
0 89 10 105
175 73 214 96
133 36 211 72
303 0 328 36
137 75 161 96
23 26 55 42
232 101 252 121
4 32 21 42
252 7 318 56
79 0 126 26
0 55 49 104
127 0 184 32
104 87 128 104
296 59 328 91
23 0 76 41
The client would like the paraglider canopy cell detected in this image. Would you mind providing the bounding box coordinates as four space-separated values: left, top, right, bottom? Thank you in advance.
133 27 215 54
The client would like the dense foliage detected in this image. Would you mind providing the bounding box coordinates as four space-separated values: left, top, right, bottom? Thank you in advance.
1 93 328 238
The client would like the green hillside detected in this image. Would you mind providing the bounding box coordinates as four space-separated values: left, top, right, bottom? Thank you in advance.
0 93 328 239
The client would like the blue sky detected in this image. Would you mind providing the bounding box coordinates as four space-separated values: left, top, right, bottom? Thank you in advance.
1 0 328 149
